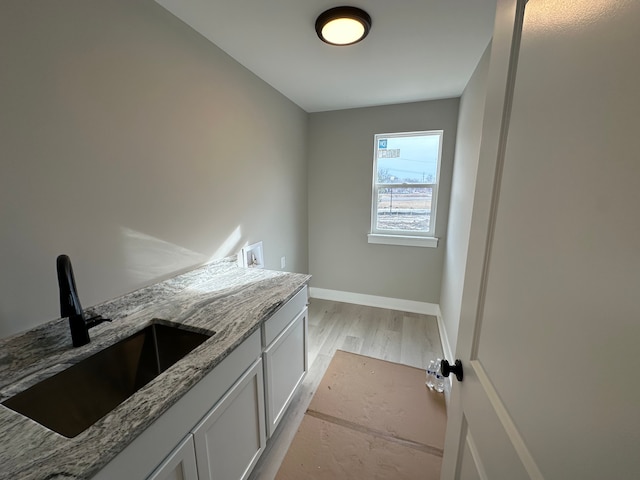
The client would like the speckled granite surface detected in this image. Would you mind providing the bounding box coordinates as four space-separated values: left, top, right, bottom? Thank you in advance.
0 257 310 480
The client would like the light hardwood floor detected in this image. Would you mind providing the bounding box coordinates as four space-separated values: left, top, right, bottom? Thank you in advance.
248 298 444 480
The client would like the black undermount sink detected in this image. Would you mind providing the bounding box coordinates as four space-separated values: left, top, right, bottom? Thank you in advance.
2 321 213 438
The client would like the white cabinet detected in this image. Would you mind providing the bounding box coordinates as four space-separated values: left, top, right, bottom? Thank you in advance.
148 435 198 480
193 358 266 480
263 307 308 437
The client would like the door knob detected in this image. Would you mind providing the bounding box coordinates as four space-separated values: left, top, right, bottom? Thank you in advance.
441 359 463 382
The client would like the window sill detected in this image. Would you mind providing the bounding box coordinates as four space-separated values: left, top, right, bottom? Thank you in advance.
367 234 439 248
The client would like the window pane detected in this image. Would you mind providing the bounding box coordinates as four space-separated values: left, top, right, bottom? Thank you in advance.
376 187 432 232
376 134 440 184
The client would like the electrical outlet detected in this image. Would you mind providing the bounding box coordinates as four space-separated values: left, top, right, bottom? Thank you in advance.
280 256 286 269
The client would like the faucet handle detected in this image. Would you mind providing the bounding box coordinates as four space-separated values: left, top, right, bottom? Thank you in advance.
85 314 111 328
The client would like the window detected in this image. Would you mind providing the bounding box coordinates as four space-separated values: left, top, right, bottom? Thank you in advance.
369 130 443 248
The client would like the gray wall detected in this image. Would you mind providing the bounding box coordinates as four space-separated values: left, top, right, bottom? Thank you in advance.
0 0 308 338
439 45 491 354
308 100 459 304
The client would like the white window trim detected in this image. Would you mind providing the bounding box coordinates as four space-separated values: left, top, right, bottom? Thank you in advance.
367 233 439 248
369 130 443 245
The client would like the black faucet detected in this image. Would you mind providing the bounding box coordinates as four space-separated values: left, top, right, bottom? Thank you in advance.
56 255 110 347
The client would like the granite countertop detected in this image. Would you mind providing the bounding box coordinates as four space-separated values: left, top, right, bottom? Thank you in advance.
0 257 310 480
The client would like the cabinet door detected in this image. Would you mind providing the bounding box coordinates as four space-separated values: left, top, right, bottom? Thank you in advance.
263 307 308 438
148 434 198 480
193 358 266 480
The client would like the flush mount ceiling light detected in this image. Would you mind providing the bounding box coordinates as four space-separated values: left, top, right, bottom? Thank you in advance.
315 6 372 46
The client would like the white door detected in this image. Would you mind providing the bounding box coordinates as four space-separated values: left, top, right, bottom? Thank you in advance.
441 0 640 479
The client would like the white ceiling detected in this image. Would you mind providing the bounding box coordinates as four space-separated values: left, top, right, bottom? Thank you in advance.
154 0 497 113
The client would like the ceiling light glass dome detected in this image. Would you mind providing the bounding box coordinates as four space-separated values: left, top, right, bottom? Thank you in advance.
315 7 372 46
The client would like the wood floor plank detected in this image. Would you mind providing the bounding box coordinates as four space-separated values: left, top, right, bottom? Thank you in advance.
374 328 402 363
340 334 363 354
307 307 339 366
387 309 405 333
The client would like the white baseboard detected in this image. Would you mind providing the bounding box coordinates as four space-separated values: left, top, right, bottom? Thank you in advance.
436 308 454 408
436 309 453 363
308 287 440 316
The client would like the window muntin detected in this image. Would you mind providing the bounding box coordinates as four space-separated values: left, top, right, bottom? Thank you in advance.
371 131 443 238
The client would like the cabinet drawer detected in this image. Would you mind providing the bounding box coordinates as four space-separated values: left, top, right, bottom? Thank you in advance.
263 285 308 346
